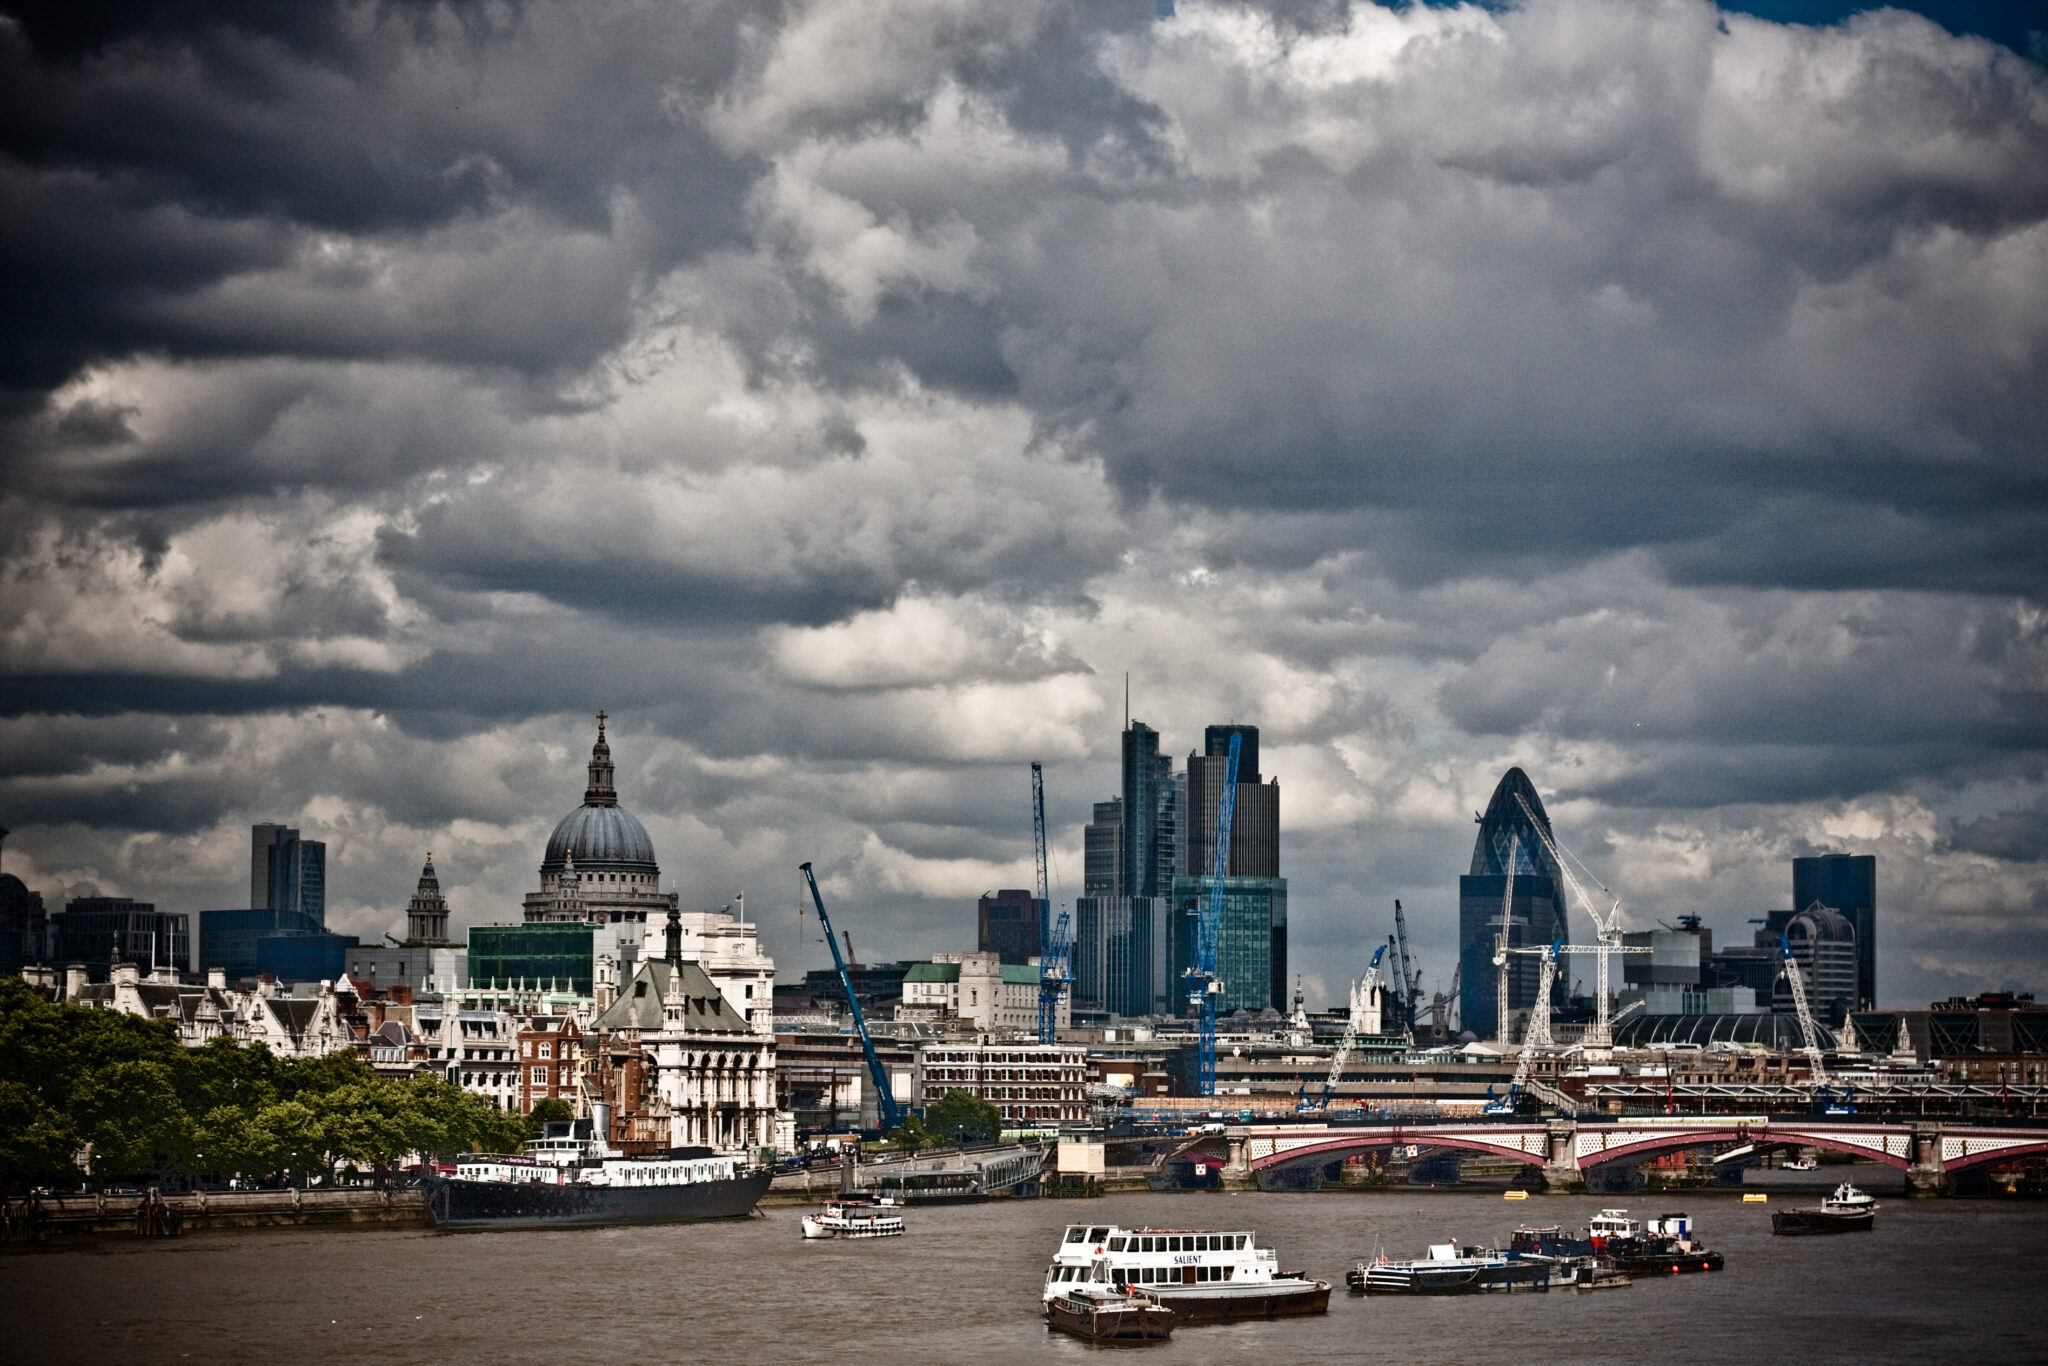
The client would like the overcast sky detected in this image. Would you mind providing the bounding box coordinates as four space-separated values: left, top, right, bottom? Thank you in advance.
1 0 2043 1014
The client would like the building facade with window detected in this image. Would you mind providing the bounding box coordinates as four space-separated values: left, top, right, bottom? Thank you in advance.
915 1041 1088 1127
517 1015 585 1115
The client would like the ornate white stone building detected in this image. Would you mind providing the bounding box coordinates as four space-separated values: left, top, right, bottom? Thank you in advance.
589 908 778 1155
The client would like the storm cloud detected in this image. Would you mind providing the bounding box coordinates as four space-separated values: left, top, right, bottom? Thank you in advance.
1 0 2044 1008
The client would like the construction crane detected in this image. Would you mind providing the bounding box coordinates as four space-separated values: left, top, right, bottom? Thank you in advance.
1187 732 1242 1096
1299 944 1387 1112
1486 937 1561 1114
1511 792 1642 1049
799 862 904 1132
1777 933 1830 1085
1491 835 1517 1046
1031 761 1071 1044
1390 898 1422 1034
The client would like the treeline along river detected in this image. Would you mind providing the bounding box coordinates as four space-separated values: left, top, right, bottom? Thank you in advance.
7 1189 2043 1365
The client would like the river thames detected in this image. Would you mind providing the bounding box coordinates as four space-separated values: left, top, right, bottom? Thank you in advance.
8 1182 2044 1365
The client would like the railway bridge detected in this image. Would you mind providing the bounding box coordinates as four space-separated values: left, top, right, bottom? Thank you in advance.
1220 1117 2048 1194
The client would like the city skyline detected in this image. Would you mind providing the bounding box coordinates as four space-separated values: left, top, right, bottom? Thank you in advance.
2 0 2044 1013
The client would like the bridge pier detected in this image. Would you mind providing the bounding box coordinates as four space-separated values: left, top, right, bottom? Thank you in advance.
1539 1119 1584 1194
1221 1129 1257 1191
1907 1123 1948 1197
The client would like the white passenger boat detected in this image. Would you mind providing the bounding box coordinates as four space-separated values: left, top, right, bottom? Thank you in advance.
801 1199 905 1240
1044 1223 1329 1321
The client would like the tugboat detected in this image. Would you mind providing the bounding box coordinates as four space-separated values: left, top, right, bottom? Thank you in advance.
420 1109 770 1230
1348 1243 1552 1295
1772 1182 1877 1236
1044 1224 1330 1321
801 1197 906 1239
1044 1287 1177 1344
1507 1211 1723 1277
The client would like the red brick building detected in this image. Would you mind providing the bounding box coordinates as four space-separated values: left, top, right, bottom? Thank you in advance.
516 1015 584 1115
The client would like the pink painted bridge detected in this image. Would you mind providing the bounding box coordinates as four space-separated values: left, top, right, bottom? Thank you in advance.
1223 1117 2048 1192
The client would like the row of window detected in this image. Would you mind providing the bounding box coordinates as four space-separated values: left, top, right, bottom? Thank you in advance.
1115 1233 1247 1253
1117 1265 1236 1284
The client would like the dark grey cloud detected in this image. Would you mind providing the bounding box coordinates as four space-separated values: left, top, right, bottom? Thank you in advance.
1 0 2044 1005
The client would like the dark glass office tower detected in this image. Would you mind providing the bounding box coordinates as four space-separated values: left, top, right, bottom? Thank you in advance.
251 823 327 925
1121 724 1164 899
1793 853 1876 1009
1457 768 1570 1041
1182 724 1284 1010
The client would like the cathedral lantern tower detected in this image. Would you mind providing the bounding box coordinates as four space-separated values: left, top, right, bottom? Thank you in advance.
405 853 452 945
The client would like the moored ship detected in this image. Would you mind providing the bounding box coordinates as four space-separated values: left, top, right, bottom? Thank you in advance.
1045 1223 1330 1322
1044 1287 1177 1344
421 1114 770 1231
1772 1182 1877 1236
1348 1243 1553 1295
1508 1210 1723 1277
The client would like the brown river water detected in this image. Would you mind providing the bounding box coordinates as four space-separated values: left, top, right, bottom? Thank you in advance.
8 1179 2044 1366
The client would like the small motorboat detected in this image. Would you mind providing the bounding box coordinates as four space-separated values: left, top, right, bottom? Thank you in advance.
1568 1259 1633 1292
1783 1156 1819 1172
1772 1182 1877 1236
1349 1243 1553 1295
1044 1287 1176 1344
801 1199 905 1240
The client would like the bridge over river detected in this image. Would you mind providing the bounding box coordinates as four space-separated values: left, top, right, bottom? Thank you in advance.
1209 1117 2048 1194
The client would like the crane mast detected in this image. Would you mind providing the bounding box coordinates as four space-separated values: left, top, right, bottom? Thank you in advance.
1031 761 1070 1044
1188 732 1242 1096
1298 944 1384 1113
1777 934 1831 1084
1512 792 1636 1048
1493 835 1517 1046
1391 898 1420 1035
799 862 904 1132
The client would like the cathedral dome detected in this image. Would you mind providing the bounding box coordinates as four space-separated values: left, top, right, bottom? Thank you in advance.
540 714 660 876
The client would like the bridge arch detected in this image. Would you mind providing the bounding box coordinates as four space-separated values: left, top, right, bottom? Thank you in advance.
1250 1132 1544 1172
1580 1128 1908 1172
1942 1137 2048 1174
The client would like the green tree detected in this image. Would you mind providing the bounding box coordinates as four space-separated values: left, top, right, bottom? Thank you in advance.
251 1099 326 1186
886 1112 933 1153
525 1097 575 1137
0 1078 81 1186
70 1059 191 1181
924 1090 1003 1144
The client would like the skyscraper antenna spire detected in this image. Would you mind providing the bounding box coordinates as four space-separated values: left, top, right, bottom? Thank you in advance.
1124 672 1129 730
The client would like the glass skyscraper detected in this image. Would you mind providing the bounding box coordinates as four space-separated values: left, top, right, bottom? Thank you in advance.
1458 768 1571 1041
1793 853 1875 1009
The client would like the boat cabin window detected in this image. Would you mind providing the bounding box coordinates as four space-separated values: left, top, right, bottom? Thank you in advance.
1108 1237 1127 1251
1063 1227 1088 1244
1087 1227 1110 1243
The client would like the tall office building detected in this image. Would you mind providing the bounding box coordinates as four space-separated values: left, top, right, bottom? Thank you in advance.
977 888 1038 965
1083 799 1122 898
51 896 191 975
202 821 329 980
1457 768 1571 1042
1178 724 1285 1011
1793 853 1875 1009
251 823 326 924
1120 723 1181 900
1071 894 1171 1017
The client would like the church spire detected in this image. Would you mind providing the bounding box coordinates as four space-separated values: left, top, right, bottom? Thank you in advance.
584 711 617 806
406 851 451 944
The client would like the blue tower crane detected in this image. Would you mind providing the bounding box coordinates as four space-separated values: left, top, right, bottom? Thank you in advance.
799 861 904 1132
1032 761 1071 1043
1188 732 1242 1097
